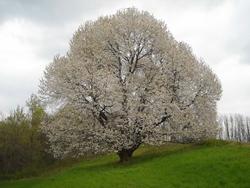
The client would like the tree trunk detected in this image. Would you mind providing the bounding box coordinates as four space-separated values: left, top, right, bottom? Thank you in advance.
117 149 133 162
117 144 141 163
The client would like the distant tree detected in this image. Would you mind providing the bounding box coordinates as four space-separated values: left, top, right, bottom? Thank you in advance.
26 94 45 127
219 114 250 142
40 8 222 162
0 112 4 121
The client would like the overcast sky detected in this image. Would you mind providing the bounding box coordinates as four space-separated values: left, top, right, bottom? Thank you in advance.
0 0 249 116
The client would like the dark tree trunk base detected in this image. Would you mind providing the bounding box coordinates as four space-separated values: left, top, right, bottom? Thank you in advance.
117 144 141 163
117 149 133 162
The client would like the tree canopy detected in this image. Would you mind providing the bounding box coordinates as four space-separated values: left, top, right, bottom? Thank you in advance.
40 8 222 162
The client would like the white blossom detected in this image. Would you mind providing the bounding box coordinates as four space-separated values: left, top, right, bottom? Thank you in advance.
39 8 222 161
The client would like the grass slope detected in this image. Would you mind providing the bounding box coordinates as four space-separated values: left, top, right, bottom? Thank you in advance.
1 142 250 188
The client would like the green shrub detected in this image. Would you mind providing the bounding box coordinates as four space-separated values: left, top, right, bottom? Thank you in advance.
0 95 54 179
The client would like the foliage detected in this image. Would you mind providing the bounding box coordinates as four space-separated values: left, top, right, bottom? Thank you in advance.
40 8 222 161
0 95 53 179
1 143 250 188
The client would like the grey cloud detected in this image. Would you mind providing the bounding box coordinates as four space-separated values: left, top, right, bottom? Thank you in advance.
0 0 124 24
0 73 40 114
223 0 250 64
0 0 228 24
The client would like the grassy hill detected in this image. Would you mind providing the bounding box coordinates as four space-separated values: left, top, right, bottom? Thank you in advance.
1 141 250 188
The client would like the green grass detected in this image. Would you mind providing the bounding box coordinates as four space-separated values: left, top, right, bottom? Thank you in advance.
1 141 250 188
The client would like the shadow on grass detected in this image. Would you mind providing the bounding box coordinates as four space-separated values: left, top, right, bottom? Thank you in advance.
47 140 247 176
75 143 196 172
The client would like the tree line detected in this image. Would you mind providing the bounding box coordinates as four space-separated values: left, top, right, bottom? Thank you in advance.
218 114 250 142
0 95 53 179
